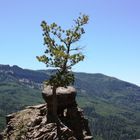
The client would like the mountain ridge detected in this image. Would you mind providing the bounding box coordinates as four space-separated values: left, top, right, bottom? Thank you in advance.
0 64 140 139
1 64 139 87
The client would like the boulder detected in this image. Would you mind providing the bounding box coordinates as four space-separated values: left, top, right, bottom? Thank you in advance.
42 86 77 107
42 86 77 117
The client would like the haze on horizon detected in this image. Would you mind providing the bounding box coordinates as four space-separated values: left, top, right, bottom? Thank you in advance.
0 0 140 86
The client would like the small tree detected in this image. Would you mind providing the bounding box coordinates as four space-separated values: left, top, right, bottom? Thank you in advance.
37 14 89 121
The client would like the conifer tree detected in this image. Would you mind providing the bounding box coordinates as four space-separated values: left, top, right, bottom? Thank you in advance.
37 14 89 122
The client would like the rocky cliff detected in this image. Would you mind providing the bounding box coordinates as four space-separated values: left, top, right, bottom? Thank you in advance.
1 86 92 140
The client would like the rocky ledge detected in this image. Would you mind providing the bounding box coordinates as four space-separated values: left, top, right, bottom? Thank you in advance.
2 86 93 140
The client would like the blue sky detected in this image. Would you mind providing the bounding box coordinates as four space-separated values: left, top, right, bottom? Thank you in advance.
0 0 140 85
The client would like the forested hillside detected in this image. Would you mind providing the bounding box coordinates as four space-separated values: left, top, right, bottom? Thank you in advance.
0 64 140 140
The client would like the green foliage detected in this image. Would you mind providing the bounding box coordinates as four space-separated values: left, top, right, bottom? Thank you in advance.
45 71 75 87
0 66 140 139
37 14 89 87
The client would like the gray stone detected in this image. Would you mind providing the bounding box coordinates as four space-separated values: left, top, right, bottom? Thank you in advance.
2 86 93 140
42 86 77 118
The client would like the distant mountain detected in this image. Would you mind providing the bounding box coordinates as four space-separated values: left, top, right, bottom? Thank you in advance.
0 64 140 140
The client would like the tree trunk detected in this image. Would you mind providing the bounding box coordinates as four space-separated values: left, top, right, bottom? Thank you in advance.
52 86 57 120
52 86 61 139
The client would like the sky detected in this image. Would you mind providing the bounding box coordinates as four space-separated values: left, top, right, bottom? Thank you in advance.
0 0 140 86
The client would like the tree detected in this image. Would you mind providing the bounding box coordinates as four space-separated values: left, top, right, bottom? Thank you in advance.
37 14 89 122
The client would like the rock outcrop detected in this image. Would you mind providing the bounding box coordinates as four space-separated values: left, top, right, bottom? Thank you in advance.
42 86 77 120
2 86 92 140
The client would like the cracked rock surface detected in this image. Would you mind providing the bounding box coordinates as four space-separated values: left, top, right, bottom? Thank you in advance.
2 86 93 140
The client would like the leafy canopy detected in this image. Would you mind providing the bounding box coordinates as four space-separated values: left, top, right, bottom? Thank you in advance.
37 14 89 87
